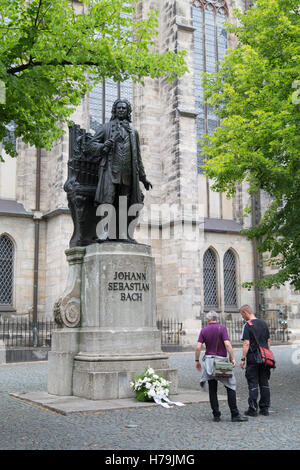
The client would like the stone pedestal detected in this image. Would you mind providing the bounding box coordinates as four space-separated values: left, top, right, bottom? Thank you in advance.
48 242 177 399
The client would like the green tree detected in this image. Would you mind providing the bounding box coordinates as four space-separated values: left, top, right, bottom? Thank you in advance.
0 0 187 158
202 0 300 290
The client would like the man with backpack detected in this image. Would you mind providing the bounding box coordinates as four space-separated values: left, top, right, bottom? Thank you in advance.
240 304 274 417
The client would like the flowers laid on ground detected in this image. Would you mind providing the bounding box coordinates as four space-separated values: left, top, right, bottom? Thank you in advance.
130 367 171 403
130 367 185 408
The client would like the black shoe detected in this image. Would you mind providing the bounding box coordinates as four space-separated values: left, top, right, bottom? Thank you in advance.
259 409 269 416
244 409 258 417
213 416 221 422
232 415 249 422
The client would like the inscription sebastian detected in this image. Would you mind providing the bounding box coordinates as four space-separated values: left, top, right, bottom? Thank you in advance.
108 271 150 301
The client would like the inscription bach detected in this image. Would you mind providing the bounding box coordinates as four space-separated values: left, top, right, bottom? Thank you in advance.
108 271 150 301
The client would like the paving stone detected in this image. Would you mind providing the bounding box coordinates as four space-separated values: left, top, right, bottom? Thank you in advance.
0 345 299 450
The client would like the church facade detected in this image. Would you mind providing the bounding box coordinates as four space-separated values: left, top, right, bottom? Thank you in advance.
0 0 299 345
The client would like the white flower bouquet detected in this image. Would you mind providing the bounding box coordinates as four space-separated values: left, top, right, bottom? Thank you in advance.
130 367 171 403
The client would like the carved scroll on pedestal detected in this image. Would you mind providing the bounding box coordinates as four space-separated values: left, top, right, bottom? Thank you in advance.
53 247 86 328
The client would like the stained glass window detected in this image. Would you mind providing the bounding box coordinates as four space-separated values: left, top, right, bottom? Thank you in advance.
192 0 228 171
89 9 134 133
223 249 237 308
203 248 219 308
0 235 14 306
89 78 133 133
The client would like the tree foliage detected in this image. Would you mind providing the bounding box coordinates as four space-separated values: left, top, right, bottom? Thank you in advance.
202 0 300 289
0 0 187 157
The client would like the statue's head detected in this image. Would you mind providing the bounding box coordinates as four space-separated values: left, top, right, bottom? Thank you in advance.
110 98 132 122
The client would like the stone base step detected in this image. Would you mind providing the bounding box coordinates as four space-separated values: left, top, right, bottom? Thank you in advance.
10 387 225 416
72 367 178 401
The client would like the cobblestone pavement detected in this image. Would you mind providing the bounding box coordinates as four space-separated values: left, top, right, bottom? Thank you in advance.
0 345 299 450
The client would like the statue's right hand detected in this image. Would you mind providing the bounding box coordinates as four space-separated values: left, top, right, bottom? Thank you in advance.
105 138 114 147
113 131 122 142
103 139 114 153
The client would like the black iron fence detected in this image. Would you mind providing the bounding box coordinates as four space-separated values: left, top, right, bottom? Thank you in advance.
0 317 55 348
225 318 289 345
0 316 288 350
156 319 183 347
156 317 289 348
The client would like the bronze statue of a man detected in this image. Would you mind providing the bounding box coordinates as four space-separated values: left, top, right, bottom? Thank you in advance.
86 98 152 242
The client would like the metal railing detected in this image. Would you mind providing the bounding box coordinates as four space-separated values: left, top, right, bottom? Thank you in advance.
0 316 288 350
0 317 55 348
156 317 289 349
224 318 288 345
156 319 183 347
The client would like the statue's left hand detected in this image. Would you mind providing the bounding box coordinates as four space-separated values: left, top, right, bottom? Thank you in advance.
143 179 153 190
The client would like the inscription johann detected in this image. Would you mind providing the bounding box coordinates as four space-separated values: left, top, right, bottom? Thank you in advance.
108 271 150 301
113 272 146 281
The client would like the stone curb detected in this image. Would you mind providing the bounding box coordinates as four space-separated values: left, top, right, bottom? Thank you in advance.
10 388 227 416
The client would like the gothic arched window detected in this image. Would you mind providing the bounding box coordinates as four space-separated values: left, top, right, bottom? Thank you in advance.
89 11 133 133
89 79 133 133
203 248 219 309
223 249 237 309
192 0 228 170
0 235 14 306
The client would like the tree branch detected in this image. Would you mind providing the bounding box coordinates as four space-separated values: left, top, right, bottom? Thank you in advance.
7 59 99 75
34 0 43 27
36 2 53 27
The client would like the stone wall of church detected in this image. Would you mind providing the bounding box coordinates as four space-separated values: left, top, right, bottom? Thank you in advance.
0 216 46 316
131 0 257 347
203 230 255 315
43 213 74 318
0 152 17 200
15 142 37 213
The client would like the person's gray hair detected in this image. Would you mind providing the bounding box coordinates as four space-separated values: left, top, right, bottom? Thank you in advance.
206 311 218 322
